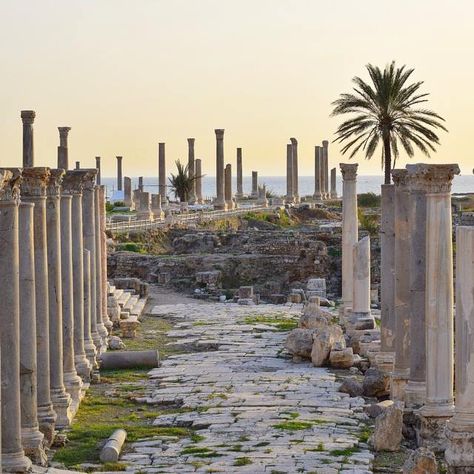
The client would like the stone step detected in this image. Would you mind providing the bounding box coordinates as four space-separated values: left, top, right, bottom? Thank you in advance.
113 288 124 300
117 290 133 308
123 294 139 312
130 297 147 318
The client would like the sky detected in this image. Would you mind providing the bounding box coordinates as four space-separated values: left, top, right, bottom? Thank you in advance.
0 0 473 178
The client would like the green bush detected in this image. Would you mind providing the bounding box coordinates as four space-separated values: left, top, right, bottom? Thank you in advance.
117 242 145 253
358 210 379 236
358 192 380 208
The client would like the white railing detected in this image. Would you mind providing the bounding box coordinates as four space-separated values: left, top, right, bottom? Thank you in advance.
106 205 273 233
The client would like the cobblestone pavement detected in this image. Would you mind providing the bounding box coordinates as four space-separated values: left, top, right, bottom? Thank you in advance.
123 301 373 474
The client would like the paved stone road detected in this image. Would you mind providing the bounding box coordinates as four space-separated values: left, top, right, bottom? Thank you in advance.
123 301 373 474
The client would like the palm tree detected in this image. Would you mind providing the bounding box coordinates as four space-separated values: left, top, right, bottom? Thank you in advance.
331 62 447 184
168 160 203 202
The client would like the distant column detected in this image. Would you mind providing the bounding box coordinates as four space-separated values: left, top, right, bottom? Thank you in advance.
195 159 203 204
225 164 234 210
124 177 132 207
57 127 71 170
340 163 358 314
290 138 299 201
188 138 196 204
323 140 329 198
21 110 35 168
214 129 226 210
313 146 322 200
151 194 164 219
286 144 293 202
20 167 56 445
75 161 80 170
0 169 32 473
138 176 144 192
158 143 166 203
95 157 101 185
116 156 123 192
418 164 459 452
251 171 258 198
330 168 337 199
236 148 243 198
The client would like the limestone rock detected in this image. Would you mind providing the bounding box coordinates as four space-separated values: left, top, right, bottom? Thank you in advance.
311 325 345 367
338 378 363 397
365 399 394 418
109 336 126 351
363 367 390 398
402 447 438 473
285 328 314 359
371 401 403 451
329 347 354 369
299 312 329 330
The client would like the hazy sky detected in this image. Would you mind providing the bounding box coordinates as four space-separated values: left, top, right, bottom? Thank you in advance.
1 0 473 177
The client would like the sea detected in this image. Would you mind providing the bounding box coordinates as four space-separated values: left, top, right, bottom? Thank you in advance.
102 175 474 201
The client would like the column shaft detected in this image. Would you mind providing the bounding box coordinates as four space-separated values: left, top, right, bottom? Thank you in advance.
95 157 101 185
251 171 258 198
158 143 166 202
21 111 35 168
290 138 299 201
214 130 226 210
236 148 243 198
314 146 321 200
98 185 112 332
330 168 337 199
351 236 371 316
286 144 293 201
116 156 123 191
195 159 203 204
323 140 329 198
188 138 196 204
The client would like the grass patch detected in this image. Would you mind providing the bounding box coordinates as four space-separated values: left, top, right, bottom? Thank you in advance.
329 446 360 457
242 313 299 332
255 441 270 447
228 444 243 452
190 433 206 443
206 392 228 400
358 426 372 443
181 446 222 458
233 457 253 466
273 421 313 431
281 412 300 419
306 442 325 452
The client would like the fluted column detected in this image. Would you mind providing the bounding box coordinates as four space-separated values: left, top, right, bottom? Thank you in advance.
390 169 411 401
313 146 322 200
418 164 459 452
60 189 83 405
95 157 101 185
188 138 196 204
57 127 71 170
290 138 299 201
158 143 166 203
251 171 258 198
21 110 35 168
195 159 203 204
116 156 123 191
0 169 32 473
82 248 97 375
20 167 57 445
330 168 337 199
214 129 226 210
62 171 92 382
340 163 358 315
236 148 243 199
446 226 474 470
19 202 47 465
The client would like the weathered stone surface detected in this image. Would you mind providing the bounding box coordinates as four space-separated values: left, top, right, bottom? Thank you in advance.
363 368 390 398
108 336 126 350
285 329 314 359
371 402 403 451
402 447 438 473
311 325 345 367
365 400 394 419
329 347 354 369
339 378 363 397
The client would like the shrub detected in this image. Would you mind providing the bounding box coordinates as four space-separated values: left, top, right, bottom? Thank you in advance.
358 192 380 208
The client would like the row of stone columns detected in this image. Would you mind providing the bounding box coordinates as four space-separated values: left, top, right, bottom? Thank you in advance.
313 141 333 200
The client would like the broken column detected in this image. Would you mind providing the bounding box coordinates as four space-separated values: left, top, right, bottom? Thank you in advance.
116 156 123 191
390 169 411 401
446 225 474 470
158 143 166 203
290 138 299 202
124 177 132 208
136 192 153 220
418 164 459 452
251 171 258 198
57 127 71 170
95 156 101 185
0 169 32 473
313 146 322 200
214 129 226 210
21 110 35 168
340 163 359 315
138 176 144 192
195 158 204 204
151 194 164 219
20 167 56 444
286 144 294 202
236 148 243 199
258 185 269 208
225 164 234 210
187 138 196 204
330 168 337 199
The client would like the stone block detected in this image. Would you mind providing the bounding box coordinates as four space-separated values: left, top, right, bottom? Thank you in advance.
371 401 403 451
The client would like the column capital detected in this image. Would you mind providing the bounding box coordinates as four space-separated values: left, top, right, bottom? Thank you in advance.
62 169 94 195
21 167 51 197
81 169 99 191
0 168 22 202
339 163 358 180
187 137 195 145
290 137 298 145
21 110 36 124
391 168 409 187
406 163 460 194
46 169 65 196
215 129 225 139
116 155 123 162
315 145 321 152
322 140 329 148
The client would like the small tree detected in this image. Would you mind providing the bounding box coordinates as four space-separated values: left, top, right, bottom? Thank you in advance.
168 160 203 202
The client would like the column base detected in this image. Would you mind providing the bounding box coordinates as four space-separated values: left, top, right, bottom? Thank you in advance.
405 380 426 409
51 388 73 429
75 353 92 383
446 421 474 472
22 426 48 466
391 369 410 401
417 403 454 453
92 330 103 354
37 402 57 446
84 339 98 369
1 450 32 473
347 311 375 330
213 202 227 211
226 200 235 210
313 193 322 201
64 370 84 405
374 351 395 373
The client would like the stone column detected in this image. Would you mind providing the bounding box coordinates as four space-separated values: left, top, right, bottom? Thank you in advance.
138 176 144 193
188 138 196 204
390 169 411 401
320 145 327 199
330 168 337 199
151 194 164 219
225 164 234 210
57 127 71 170
62 171 92 382
124 177 132 208
82 170 102 353
251 171 258 198
313 146 322 200
20 167 56 444
376 184 396 373
95 186 108 348
116 156 123 191
82 248 97 372
21 110 35 168
290 138 299 201
136 192 153 220
236 148 243 199
18 202 47 464
418 164 459 452
0 169 32 472
214 129 226 210
323 140 329 198
446 226 474 470
340 163 359 314
95 157 101 185
158 143 166 202
404 164 429 408
195 159 203 204
60 190 83 405
75 161 80 170
286 143 294 202
46 169 72 428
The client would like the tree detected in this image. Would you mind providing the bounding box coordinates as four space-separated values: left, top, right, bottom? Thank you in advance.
331 62 447 184
168 160 203 202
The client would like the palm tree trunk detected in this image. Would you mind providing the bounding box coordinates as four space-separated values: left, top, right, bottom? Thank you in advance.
383 135 392 184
